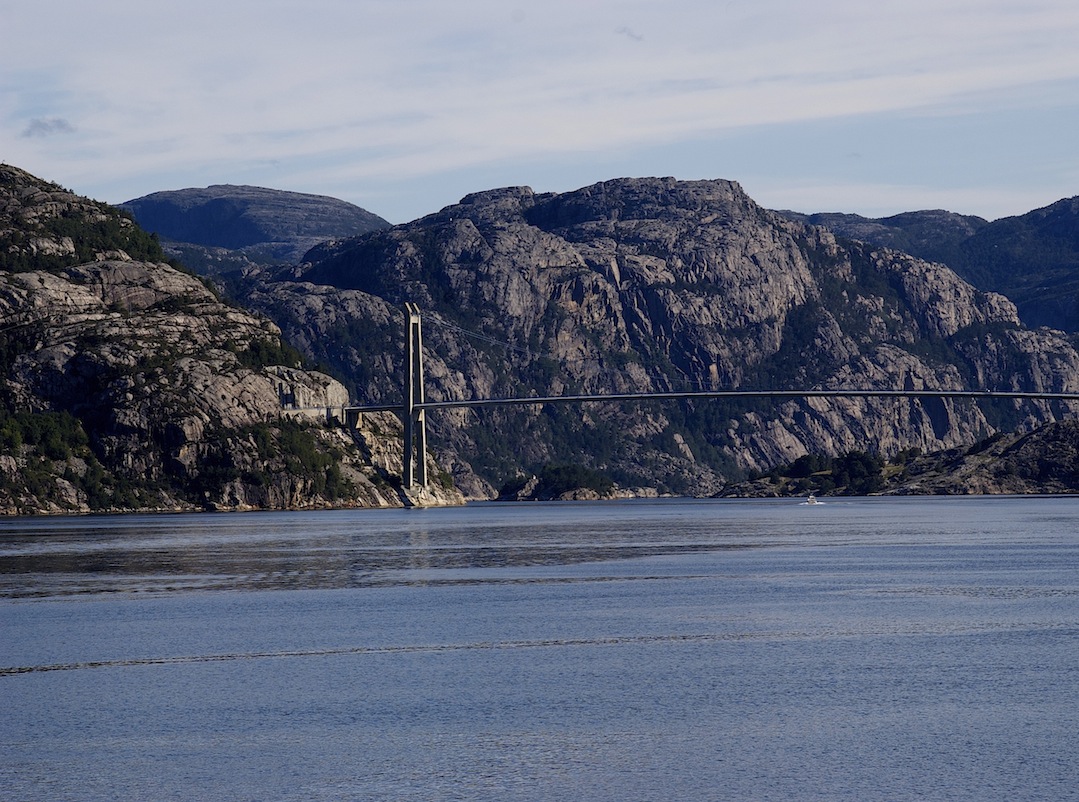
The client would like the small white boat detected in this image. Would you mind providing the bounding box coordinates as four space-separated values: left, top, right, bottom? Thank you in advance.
805 494 819 505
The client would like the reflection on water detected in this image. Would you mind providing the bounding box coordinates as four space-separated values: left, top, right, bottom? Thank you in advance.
3 496 1077 599
0 500 783 597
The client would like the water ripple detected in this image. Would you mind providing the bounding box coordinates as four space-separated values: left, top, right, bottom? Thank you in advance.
5 620 1075 677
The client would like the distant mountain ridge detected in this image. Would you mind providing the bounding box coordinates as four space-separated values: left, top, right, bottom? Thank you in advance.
779 209 988 267
121 184 391 265
780 198 1079 331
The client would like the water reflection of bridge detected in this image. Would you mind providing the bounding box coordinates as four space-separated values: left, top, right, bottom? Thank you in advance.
334 306 1079 492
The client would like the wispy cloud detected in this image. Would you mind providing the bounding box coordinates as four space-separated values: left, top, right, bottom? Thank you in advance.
20 117 75 138
3 0 1078 221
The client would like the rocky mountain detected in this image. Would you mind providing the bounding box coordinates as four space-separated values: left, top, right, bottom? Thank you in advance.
240 177 1079 498
721 420 1079 497
780 199 1079 332
121 184 391 267
10 165 1079 508
1 164 460 514
778 209 988 268
887 420 1079 495
949 197 1079 332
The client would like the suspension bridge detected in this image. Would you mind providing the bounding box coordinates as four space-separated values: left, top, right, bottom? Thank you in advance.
325 305 1079 492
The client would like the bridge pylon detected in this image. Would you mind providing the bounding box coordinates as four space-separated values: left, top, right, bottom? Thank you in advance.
402 302 428 490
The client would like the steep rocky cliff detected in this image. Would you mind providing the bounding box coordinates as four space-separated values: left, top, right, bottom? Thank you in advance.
781 199 1079 332
1 165 460 513
245 178 1079 497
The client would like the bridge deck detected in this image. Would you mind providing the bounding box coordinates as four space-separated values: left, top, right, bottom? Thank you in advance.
343 388 1079 414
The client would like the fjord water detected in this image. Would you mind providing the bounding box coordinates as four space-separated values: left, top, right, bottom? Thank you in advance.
2 498 1078 801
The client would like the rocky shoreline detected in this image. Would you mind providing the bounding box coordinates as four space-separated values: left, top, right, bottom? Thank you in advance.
716 421 1079 499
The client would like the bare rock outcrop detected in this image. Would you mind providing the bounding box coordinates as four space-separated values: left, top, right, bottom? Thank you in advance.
911 420 1079 495
1 165 461 513
248 177 1079 497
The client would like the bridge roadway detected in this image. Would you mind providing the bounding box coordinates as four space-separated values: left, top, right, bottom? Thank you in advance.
320 307 1079 493
322 387 1079 494
343 387 1079 414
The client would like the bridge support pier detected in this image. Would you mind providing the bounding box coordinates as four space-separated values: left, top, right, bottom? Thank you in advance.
344 408 361 430
402 303 428 491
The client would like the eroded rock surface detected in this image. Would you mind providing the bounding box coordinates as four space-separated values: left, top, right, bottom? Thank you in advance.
1 165 460 513
249 178 1079 496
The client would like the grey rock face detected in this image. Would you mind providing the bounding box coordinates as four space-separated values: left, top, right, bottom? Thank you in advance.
887 420 1079 495
1 166 460 513
248 177 1079 497
780 198 1079 332
1 259 415 512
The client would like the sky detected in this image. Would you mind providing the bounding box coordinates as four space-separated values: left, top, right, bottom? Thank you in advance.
4 0 1079 224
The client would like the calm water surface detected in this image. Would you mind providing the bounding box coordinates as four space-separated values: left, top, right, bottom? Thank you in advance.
2 497 1079 801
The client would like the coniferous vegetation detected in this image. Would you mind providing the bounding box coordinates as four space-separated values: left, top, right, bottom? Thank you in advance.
499 462 614 499
236 338 305 370
173 418 356 507
0 406 151 512
0 206 170 273
535 463 613 498
752 449 887 496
